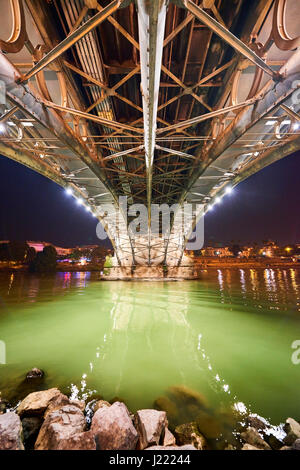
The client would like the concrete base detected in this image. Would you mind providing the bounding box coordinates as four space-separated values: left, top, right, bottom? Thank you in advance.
103 265 198 280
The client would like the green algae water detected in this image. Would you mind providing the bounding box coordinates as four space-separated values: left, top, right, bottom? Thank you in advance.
0 268 300 429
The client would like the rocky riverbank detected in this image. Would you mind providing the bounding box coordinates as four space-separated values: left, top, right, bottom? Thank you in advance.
0 381 300 451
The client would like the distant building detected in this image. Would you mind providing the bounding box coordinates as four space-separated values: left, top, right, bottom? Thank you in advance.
26 241 72 256
201 246 232 257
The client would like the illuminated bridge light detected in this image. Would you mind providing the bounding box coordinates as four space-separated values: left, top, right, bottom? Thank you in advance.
76 197 83 205
225 186 233 195
65 188 73 196
0 123 5 133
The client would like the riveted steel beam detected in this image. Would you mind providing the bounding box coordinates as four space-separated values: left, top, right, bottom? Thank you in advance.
182 0 278 80
20 0 124 82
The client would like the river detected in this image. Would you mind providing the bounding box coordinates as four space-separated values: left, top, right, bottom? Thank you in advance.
0 268 299 432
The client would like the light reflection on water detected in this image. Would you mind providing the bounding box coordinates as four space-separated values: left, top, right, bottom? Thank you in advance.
0 268 299 427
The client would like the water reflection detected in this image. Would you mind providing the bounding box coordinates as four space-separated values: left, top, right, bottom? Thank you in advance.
0 268 299 426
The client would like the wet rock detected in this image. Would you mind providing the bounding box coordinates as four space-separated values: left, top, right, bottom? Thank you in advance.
26 368 44 380
174 422 208 450
154 396 177 426
196 409 222 440
44 392 70 418
93 400 111 413
0 412 24 450
22 416 43 449
91 401 138 450
246 415 267 431
0 399 7 414
284 418 300 446
35 405 85 450
224 444 236 450
292 438 300 450
264 432 284 450
17 388 62 417
168 385 208 409
241 444 263 450
134 409 167 450
163 427 176 446
146 445 197 450
241 427 271 450
69 400 85 413
154 386 208 429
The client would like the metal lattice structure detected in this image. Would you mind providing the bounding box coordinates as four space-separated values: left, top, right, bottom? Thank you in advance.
1 0 300 267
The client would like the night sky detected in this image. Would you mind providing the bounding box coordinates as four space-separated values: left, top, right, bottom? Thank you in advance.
0 151 299 248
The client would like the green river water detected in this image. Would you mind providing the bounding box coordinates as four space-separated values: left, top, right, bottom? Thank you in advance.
0 268 300 435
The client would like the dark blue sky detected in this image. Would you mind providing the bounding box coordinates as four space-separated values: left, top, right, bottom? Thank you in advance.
0 152 299 247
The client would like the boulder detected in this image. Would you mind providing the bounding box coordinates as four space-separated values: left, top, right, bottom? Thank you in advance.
292 438 300 450
91 401 138 450
146 445 197 450
196 409 222 439
26 368 44 380
135 409 167 450
35 405 85 450
93 400 111 413
264 432 284 450
0 412 24 450
163 427 176 446
17 388 62 417
174 422 208 450
240 427 271 450
70 400 86 412
52 431 96 450
246 415 267 431
284 418 300 446
44 393 70 418
22 416 43 449
241 444 263 450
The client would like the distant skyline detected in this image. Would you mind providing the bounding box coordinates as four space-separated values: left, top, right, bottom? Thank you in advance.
0 151 299 247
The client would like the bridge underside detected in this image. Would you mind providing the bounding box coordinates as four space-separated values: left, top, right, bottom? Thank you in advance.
1 0 300 271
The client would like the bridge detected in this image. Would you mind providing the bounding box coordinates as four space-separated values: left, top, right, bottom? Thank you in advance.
0 0 300 278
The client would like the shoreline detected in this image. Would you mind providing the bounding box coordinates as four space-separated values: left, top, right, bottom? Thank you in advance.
0 260 299 274
0 379 299 451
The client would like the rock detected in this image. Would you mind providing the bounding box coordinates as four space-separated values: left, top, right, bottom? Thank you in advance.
26 368 44 380
53 431 96 450
154 397 177 424
135 409 167 450
93 400 111 413
196 409 222 439
0 412 24 450
264 432 284 450
35 405 85 450
280 446 293 450
91 401 138 450
284 418 300 446
0 399 7 414
168 385 208 409
17 388 62 417
69 400 85 413
174 422 208 450
224 444 235 450
292 438 300 450
163 427 176 446
241 444 263 450
22 416 43 449
44 392 70 418
146 445 197 450
241 427 271 450
246 415 267 431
